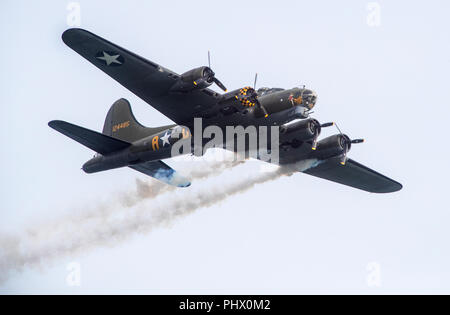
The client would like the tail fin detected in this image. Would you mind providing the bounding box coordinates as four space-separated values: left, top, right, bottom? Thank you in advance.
103 98 175 142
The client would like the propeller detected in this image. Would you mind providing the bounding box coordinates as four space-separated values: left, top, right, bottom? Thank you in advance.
251 72 269 118
311 122 334 150
333 123 365 165
202 51 227 92
340 137 365 165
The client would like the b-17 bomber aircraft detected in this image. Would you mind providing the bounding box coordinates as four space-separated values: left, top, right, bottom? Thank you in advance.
49 28 402 193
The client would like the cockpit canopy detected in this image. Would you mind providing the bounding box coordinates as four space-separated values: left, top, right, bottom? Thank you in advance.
258 87 317 110
257 87 285 96
286 88 317 109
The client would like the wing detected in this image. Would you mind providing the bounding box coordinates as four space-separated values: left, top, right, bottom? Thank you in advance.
130 161 191 188
62 28 219 125
303 157 402 193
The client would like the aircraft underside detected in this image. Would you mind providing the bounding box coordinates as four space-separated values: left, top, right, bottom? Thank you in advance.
48 28 402 193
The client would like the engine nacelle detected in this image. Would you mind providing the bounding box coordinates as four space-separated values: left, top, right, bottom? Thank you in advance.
170 66 214 92
313 134 351 160
280 119 321 142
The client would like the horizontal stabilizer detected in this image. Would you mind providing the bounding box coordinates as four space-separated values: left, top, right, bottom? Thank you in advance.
49 120 130 155
130 160 191 188
303 157 402 193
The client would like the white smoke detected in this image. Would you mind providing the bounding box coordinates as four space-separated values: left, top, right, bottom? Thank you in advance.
120 152 246 207
0 158 320 284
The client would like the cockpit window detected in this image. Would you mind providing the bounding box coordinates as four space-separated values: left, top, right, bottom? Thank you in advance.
257 87 284 96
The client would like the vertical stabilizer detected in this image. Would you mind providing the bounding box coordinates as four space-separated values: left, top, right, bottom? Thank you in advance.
103 98 174 142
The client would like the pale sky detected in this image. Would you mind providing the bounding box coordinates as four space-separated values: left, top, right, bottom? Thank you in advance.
1 0 450 294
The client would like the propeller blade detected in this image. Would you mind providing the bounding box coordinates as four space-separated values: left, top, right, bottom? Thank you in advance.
254 73 258 90
208 51 211 69
321 122 334 128
311 123 320 150
340 154 348 165
213 77 227 92
259 104 269 118
340 144 349 165
351 139 365 144
335 122 343 135
311 137 318 150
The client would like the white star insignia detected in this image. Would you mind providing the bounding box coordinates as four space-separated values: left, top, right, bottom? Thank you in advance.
160 131 171 147
96 51 122 66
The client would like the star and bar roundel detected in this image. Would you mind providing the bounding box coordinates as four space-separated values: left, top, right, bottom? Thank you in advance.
95 51 124 66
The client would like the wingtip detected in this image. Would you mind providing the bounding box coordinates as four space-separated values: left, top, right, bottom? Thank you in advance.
372 181 403 193
377 175 403 193
48 120 63 129
61 28 91 45
61 28 78 43
393 182 403 192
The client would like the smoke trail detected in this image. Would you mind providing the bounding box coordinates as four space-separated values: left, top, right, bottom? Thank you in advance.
0 159 319 284
120 153 246 207
0 154 246 282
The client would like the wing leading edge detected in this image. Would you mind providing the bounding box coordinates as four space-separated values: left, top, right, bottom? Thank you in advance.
303 157 402 193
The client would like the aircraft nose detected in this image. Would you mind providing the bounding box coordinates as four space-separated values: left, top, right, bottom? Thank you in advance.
303 90 317 109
